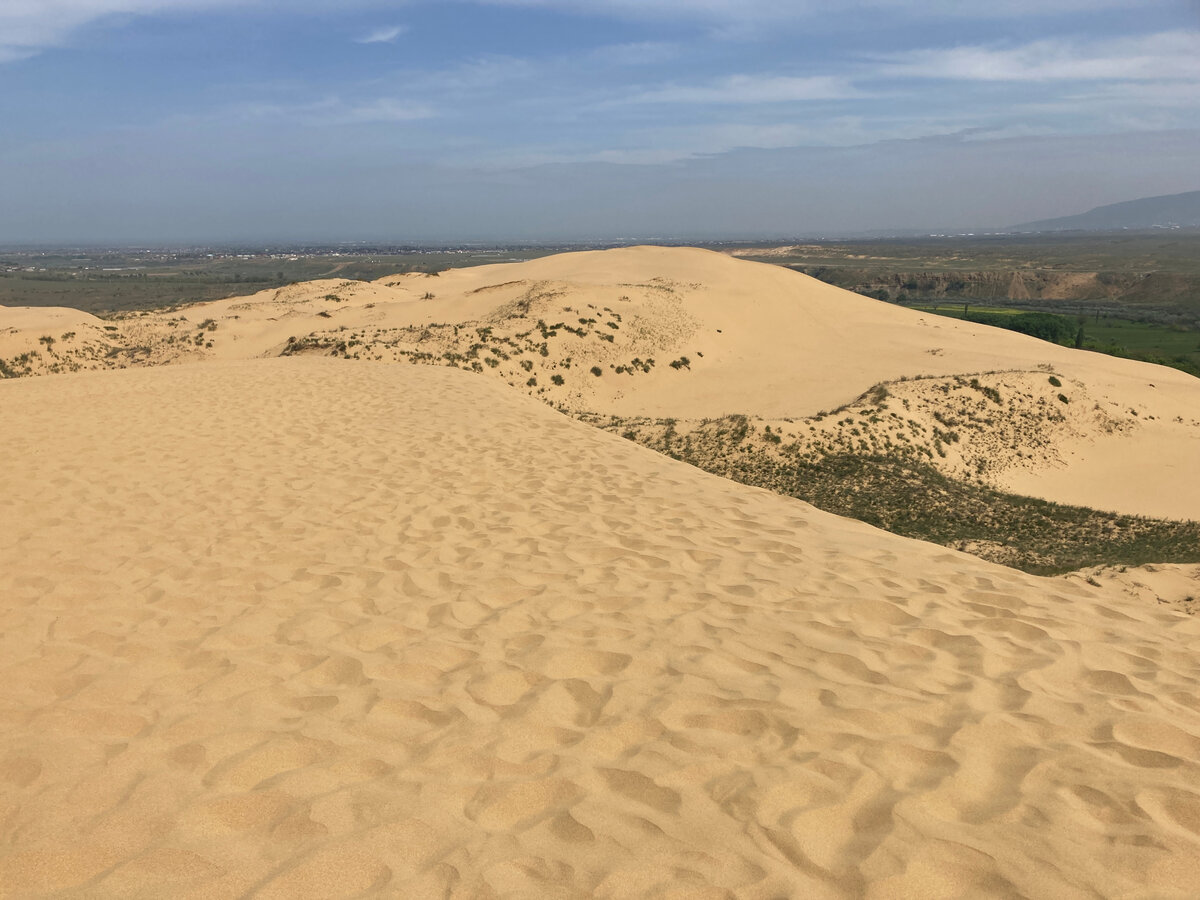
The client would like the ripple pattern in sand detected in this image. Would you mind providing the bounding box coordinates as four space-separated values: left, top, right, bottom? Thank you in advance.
2 360 1199 898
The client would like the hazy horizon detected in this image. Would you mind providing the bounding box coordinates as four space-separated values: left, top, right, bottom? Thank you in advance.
2 1 1198 244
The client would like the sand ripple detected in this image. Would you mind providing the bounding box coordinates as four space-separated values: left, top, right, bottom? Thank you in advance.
2 359 1199 898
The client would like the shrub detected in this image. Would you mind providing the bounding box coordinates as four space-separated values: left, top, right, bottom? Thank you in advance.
967 378 1002 404
964 311 1076 345
551 374 564 385
590 366 602 377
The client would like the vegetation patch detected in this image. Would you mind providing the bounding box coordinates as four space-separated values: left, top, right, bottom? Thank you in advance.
599 415 1200 575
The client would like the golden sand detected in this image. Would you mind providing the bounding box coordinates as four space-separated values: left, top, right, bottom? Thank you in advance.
4 247 1198 519
2 359 1199 898
3 247 1200 898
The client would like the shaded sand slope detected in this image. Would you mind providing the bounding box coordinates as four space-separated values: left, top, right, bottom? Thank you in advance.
3 359 1200 898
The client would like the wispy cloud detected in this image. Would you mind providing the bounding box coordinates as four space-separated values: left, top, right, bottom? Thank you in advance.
627 74 858 105
474 0 1180 23
0 0 239 62
873 31 1200 82
356 24 408 45
210 96 437 127
339 98 434 122
0 1 404 62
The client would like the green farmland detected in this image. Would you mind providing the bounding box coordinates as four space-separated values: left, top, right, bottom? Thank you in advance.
910 303 1200 378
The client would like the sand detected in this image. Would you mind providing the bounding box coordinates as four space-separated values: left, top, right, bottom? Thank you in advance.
3 358 1200 898
3 247 1198 519
1066 563 1200 618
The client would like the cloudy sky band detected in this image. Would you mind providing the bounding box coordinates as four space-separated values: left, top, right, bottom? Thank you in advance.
0 0 1196 241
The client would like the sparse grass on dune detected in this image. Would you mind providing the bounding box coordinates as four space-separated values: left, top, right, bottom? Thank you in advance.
594 384 1200 575
742 453 1199 576
613 430 1200 575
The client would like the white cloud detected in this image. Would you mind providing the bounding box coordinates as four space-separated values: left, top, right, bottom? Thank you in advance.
0 0 394 61
874 31 1200 82
2 0 1191 66
0 1 233 60
628 74 858 104
1073 80 1200 108
474 0 1179 22
185 94 436 128
357 24 407 44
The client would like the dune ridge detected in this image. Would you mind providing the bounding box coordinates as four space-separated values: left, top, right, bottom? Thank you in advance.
2 247 1197 521
2 359 1200 898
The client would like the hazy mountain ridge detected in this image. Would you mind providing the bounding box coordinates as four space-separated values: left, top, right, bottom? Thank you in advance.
1014 190 1200 232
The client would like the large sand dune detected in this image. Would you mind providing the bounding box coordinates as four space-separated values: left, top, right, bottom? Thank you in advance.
2 359 1200 898
3 247 1197 519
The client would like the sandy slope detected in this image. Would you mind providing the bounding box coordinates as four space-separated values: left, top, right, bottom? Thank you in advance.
2 247 1197 519
1066 563 1200 617
2 359 1200 899
0 306 113 368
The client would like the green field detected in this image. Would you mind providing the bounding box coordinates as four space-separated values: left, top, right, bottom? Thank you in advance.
1084 319 1200 375
910 303 1200 377
913 303 1027 316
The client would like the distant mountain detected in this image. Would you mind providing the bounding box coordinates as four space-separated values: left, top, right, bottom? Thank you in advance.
1013 190 1200 232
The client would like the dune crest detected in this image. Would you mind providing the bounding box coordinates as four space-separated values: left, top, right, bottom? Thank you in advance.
2 359 1200 898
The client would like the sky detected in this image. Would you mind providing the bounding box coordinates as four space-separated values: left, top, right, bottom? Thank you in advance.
1 0 1198 244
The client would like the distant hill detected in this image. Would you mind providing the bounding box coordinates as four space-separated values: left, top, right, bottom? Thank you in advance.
1014 190 1200 232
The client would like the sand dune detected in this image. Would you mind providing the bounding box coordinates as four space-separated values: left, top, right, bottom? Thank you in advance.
2 247 1197 519
2 359 1200 898
0 305 113 372
1066 563 1200 617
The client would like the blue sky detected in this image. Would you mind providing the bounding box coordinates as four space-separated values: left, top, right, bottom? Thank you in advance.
1 0 1198 243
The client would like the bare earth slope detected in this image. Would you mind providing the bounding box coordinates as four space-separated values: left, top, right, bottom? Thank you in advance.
2 359 1200 899
2 247 1196 519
